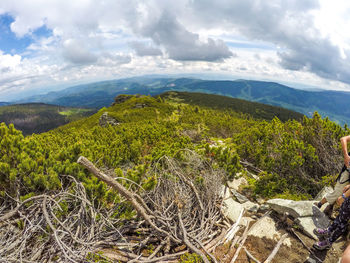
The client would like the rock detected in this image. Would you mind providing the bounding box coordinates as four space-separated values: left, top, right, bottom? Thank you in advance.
134 103 148 108
222 198 244 223
247 171 259 180
296 208 331 239
227 177 248 191
267 198 331 240
99 112 120 127
220 185 231 199
314 186 334 201
305 257 318 263
258 204 270 213
256 197 265 204
231 189 249 203
266 199 316 218
242 201 260 213
113 94 142 105
247 215 292 246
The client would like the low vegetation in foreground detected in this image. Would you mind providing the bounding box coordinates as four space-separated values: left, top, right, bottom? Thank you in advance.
0 93 347 262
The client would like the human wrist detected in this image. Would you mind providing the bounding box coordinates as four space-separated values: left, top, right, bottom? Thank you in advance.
342 193 348 199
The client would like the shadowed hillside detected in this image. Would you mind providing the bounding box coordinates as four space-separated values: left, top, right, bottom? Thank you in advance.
0 103 96 135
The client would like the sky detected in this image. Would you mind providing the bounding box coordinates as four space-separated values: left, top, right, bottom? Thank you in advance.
1 0 350 101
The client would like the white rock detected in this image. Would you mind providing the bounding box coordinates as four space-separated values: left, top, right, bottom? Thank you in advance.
296 209 331 240
248 216 292 246
220 185 232 199
266 198 331 240
227 177 248 191
222 198 244 223
266 199 316 218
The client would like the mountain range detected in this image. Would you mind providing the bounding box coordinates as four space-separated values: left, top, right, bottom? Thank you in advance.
9 76 350 125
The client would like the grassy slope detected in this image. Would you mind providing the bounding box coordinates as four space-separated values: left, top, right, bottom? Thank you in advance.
160 91 304 122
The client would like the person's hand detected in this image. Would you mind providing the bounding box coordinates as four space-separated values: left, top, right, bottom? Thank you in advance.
345 154 350 167
338 195 345 206
343 185 350 193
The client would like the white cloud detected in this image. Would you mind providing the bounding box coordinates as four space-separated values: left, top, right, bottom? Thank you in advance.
62 39 97 64
1 0 350 100
0 51 21 70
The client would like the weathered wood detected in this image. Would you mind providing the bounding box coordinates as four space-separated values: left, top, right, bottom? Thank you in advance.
244 247 261 263
264 233 288 263
230 219 250 263
77 156 173 240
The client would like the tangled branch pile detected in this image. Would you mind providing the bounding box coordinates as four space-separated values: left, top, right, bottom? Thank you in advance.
0 175 125 262
0 151 228 262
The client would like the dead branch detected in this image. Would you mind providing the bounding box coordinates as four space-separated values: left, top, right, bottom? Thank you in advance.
244 247 261 263
263 233 288 263
230 219 250 263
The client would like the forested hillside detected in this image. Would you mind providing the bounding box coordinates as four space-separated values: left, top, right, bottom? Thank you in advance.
17 76 350 125
0 94 347 262
0 103 95 135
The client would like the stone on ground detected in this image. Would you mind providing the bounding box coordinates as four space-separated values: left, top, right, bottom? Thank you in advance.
247 215 291 246
231 188 249 203
266 199 316 217
227 177 248 191
267 198 331 240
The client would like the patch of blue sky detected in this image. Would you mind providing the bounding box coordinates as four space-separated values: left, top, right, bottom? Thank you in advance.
0 13 52 55
227 40 276 50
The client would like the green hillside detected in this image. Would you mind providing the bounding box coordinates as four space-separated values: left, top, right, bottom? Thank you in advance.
0 94 347 262
161 91 304 122
0 103 95 135
18 77 350 125
2 94 345 201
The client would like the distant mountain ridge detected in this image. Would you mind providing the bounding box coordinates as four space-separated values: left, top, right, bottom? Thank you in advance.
16 77 350 125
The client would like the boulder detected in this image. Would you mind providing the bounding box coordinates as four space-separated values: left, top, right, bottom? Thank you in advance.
134 103 148 108
99 112 120 127
113 94 138 105
267 199 331 239
222 198 244 223
266 199 316 218
295 205 331 239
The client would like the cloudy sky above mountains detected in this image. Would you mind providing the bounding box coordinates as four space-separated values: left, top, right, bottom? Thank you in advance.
1 0 350 100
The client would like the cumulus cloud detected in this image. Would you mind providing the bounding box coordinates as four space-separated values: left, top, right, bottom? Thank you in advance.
129 41 163 56
2 0 350 99
62 39 98 65
135 12 233 61
0 51 21 70
98 52 132 66
186 0 350 84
